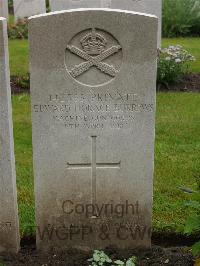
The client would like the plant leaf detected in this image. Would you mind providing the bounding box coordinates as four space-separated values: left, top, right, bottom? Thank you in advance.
93 253 100 262
184 216 200 234
106 257 112 263
184 201 200 210
126 259 136 266
192 241 200 256
114 260 125 265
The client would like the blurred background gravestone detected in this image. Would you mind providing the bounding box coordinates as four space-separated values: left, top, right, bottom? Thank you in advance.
0 17 20 254
13 0 46 22
0 0 9 19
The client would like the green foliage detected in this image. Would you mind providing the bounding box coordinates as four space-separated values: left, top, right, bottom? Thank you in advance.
163 0 200 37
8 0 13 11
192 241 200 256
183 175 200 256
12 74 30 90
8 20 28 40
88 250 112 266
185 215 200 234
157 45 195 84
157 57 186 84
88 250 137 266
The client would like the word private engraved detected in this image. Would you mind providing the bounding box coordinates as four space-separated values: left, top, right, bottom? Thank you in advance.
65 28 123 87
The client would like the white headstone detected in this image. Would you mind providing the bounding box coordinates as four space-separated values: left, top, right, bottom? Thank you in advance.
13 0 46 22
0 0 9 19
0 17 20 253
50 0 161 47
29 9 157 251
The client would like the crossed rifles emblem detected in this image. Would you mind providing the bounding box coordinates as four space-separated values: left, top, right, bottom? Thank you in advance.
67 28 122 78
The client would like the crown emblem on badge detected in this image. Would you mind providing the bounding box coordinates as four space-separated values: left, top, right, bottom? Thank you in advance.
81 28 107 55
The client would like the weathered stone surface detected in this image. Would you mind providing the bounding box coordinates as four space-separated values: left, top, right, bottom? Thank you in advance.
49 0 161 46
29 9 157 251
0 17 20 254
13 0 46 21
0 0 8 19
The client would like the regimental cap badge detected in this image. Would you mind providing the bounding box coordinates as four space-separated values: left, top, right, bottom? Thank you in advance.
66 28 123 86
81 28 107 55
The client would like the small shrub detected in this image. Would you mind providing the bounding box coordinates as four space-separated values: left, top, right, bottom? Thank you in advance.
88 250 137 266
88 250 112 266
157 45 195 85
8 19 28 39
162 0 200 37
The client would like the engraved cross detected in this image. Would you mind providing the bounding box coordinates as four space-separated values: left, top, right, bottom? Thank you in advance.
67 136 121 205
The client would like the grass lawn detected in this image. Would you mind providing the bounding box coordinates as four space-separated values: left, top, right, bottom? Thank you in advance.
9 39 29 77
12 92 200 237
8 38 200 77
12 94 34 236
